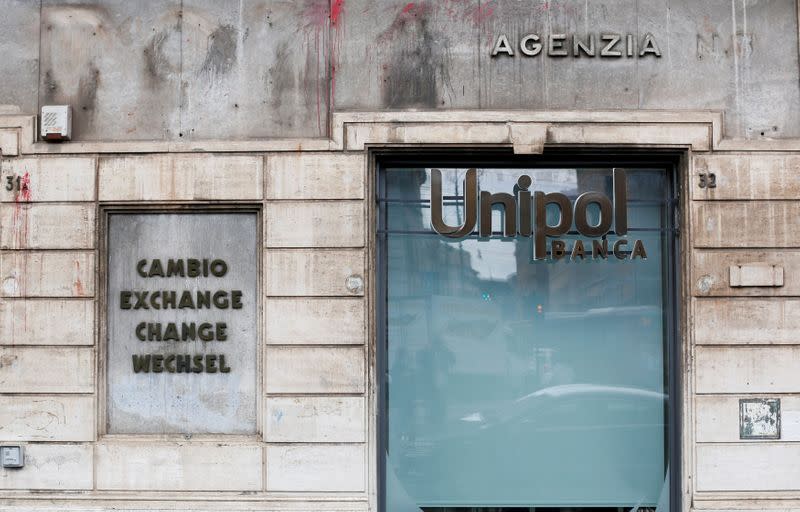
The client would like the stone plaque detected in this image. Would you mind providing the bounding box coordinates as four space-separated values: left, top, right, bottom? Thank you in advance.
107 213 258 434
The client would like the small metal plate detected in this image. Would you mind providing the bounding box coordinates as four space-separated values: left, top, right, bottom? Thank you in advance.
0 445 23 468
739 398 781 440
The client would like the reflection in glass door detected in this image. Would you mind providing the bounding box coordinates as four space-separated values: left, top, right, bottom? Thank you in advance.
377 159 678 512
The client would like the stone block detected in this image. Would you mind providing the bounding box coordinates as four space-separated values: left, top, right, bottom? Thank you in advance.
0 158 95 202
266 153 365 200
0 204 95 249
696 395 799 443
98 155 263 201
693 154 800 200
0 129 19 156
265 346 364 394
265 250 364 297
265 444 365 492
0 251 94 297
265 201 364 248
0 346 93 393
265 396 365 443
95 442 262 491
696 346 800 394
696 444 800 492
0 444 92 490
694 298 800 344
693 201 800 248
693 251 800 296
0 396 94 441
265 298 365 345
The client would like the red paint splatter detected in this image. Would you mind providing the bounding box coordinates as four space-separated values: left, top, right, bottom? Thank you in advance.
9 170 32 326
331 0 345 25
16 172 31 202
11 172 31 249
468 1 495 24
402 2 415 13
74 260 84 296
297 0 346 136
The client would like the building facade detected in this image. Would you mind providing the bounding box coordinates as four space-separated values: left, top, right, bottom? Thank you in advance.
1 1 799 511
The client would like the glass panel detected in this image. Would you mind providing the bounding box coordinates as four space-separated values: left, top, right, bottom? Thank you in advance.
383 167 671 511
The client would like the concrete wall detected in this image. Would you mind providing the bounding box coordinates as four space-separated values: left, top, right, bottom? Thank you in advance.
0 0 798 141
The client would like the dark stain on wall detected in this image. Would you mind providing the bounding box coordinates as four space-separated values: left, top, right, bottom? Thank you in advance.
200 24 237 79
42 70 60 103
380 3 448 109
77 63 100 116
143 28 172 87
268 40 296 109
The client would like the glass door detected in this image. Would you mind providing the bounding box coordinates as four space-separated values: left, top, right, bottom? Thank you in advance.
377 156 679 512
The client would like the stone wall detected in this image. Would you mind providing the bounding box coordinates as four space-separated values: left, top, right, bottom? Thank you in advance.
0 111 799 511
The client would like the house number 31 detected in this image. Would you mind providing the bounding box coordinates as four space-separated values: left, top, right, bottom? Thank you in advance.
5 175 22 191
698 172 716 189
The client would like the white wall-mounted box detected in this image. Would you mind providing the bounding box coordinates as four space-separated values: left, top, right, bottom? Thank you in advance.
40 105 71 141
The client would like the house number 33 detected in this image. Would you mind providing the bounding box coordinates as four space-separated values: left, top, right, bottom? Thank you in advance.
698 172 716 189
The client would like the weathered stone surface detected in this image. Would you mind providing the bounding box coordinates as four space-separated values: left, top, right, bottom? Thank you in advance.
95 442 262 491
178 0 329 139
695 395 800 443
696 444 800 492
550 123 710 150
0 158 96 203
0 346 93 393
692 250 800 297
0 252 94 297
265 298 365 344
38 0 182 141
98 155 262 201
0 130 19 156
265 201 364 248
695 346 800 394
0 299 94 346
265 444 365 492
0 444 93 490
266 154 365 200
693 202 800 248
265 250 364 296
265 346 365 394
0 204 95 249
0 1 39 114
694 298 800 345
693 155 800 200
265 396 365 442
345 122 510 150
36 0 331 140
335 0 800 139
2 1 798 140
0 396 94 441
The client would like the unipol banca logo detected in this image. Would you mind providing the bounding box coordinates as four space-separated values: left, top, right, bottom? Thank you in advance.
430 168 647 261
